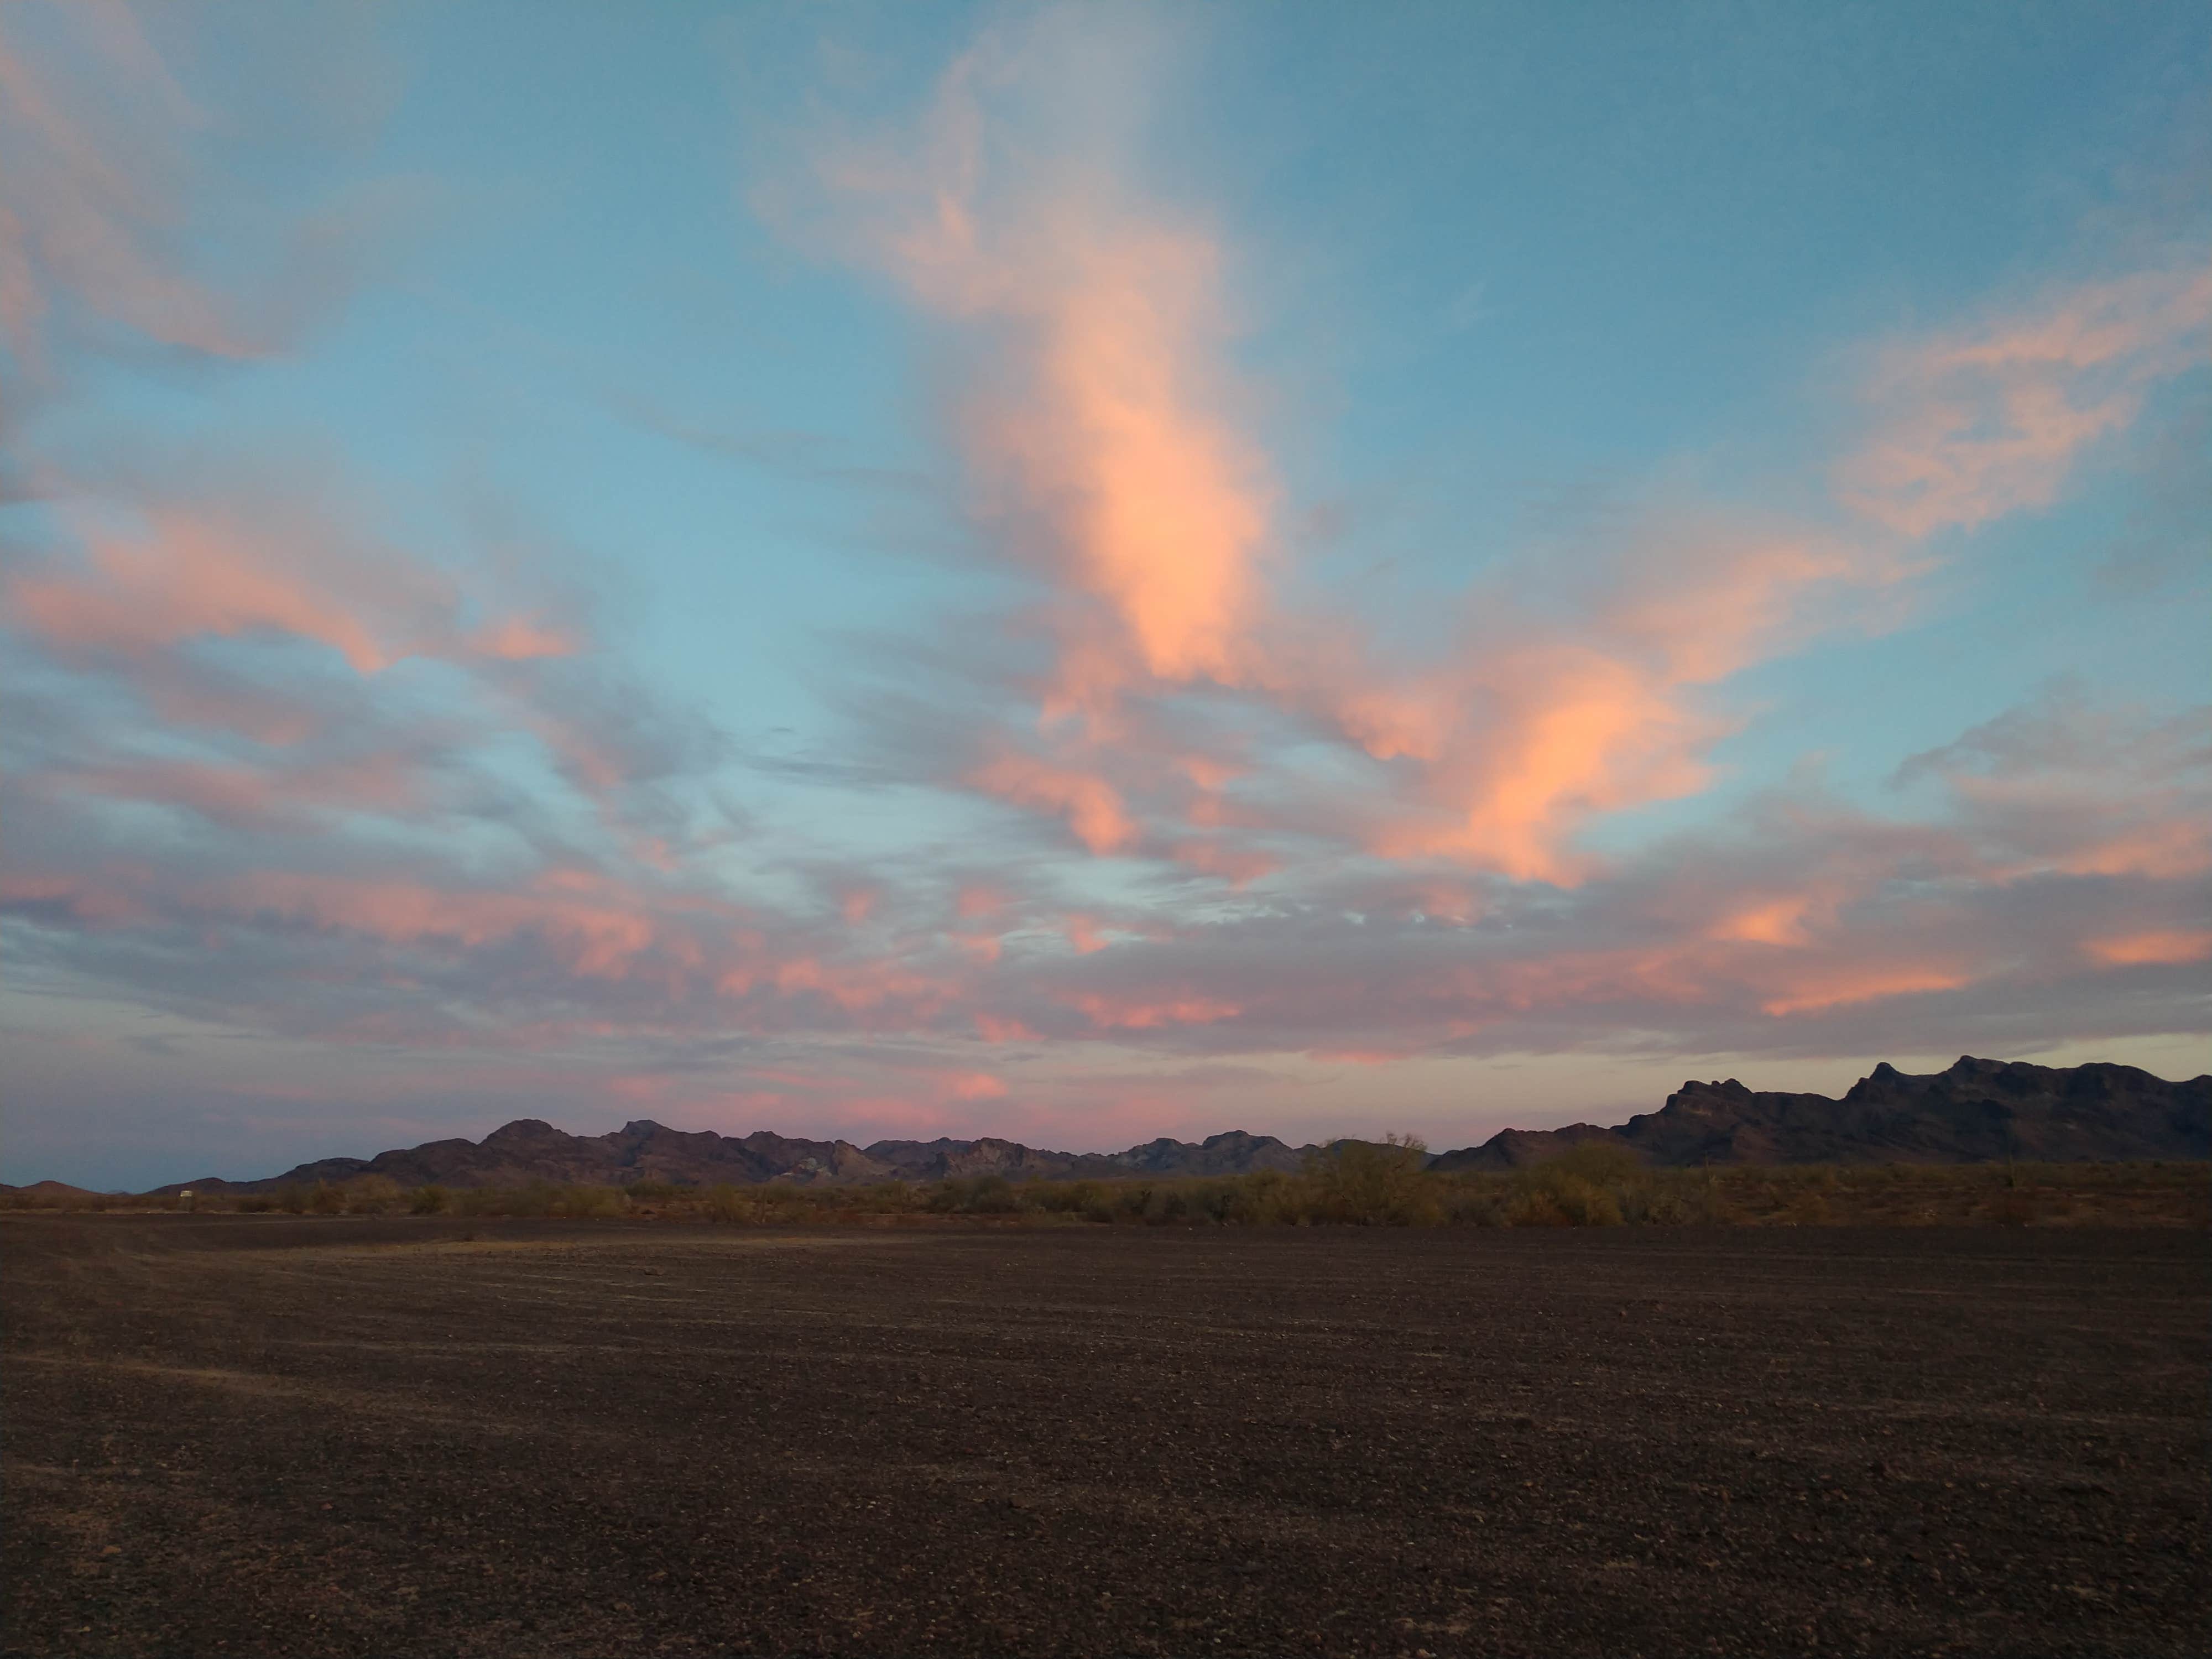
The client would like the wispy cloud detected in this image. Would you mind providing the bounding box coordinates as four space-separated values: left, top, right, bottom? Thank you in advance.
1837 264 2212 536
774 11 1924 888
2 5 2204 1177
0 0 395 385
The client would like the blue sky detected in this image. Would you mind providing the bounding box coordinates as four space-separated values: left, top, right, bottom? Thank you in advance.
2 1 2206 1188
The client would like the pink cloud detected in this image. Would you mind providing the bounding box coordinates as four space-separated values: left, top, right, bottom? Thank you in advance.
942 1071 1008 1102
1837 266 2212 537
1898 693 2212 884
1757 964 1974 1018
1709 896 1822 948
0 4 395 382
2085 931 2212 968
968 750 1135 854
217 870 671 982
8 503 437 674
1070 992 1240 1031
0 5 251 368
0 869 153 926
954 884 1008 919
783 22 1916 888
45 752 427 830
950 932 1003 964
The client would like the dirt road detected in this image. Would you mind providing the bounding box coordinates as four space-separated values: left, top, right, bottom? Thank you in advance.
4 1217 2204 1656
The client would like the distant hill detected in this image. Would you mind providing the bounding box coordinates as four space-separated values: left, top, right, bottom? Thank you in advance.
1430 1056 2210 1171
148 1120 1314 1194
124 1055 2208 1196
0 1179 115 1203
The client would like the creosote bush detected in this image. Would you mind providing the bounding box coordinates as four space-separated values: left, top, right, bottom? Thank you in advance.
124 1154 2204 1229
1306 1135 1442 1226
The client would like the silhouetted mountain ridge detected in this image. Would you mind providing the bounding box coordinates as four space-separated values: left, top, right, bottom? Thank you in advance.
128 1056 2206 1194
149 1121 1316 1193
1429 1056 2209 1170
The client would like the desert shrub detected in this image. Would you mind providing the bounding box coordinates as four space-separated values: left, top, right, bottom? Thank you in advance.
854 1181 919 1214
1506 1186 1573 1225
753 1184 816 1222
1626 1184 1696 1225
1505 1141 1662 1227
1305 1135 1442 1226
307 1183 346 1215
624 1180 683 1203
1512 1161 1625 1227
1225 1168 1303 1226
1544 1141 1646 1187
457 1184 529 1218
702 1183 752 1224
1440 1181 1511 1227
272 1185 311 1215
410 1185 450 1215
1148 1182 1240 1224
920 1176 1006 1215
346 1176 404 1215
551 1184 625 1219
1031 1178 1111 1220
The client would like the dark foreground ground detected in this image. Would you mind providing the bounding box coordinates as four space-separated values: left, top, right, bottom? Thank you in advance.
3 1218 2205 1658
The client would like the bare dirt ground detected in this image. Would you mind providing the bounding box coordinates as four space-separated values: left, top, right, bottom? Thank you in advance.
3 1217 2205 1657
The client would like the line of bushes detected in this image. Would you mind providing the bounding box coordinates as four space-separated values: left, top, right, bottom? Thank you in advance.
143 1140 2210 1228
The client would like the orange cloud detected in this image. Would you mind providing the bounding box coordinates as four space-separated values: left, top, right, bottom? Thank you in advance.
1837 266 2212 537
471 614 581 662
2085 930 2212 968
785 17 1921 888
1759 965 1970 1017
1360 648 1717 883
792 22 1270 726
1709 894 1832 948
968 751 1135 853
2045 823 2212 881
8 505 433 673
984 221 1267 698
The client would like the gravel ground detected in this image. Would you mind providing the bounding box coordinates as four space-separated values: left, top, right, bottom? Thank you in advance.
3 1214 2205 1657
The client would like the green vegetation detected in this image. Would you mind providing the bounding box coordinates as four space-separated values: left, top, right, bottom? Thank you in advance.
5 1146 2206 1226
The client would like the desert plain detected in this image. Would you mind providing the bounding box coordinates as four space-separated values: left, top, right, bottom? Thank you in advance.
3 1214 2206 1658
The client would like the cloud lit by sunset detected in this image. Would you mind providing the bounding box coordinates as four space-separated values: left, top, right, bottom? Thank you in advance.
3 2 2205 1188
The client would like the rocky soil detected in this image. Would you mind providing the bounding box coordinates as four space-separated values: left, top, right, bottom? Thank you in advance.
4 1216 2204 1657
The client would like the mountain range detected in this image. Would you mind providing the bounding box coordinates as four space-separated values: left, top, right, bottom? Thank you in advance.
1426 1056 2209 1171
9 1056 2201 1197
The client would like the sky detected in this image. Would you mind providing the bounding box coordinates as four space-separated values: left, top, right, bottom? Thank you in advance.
3 1 2208 1190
